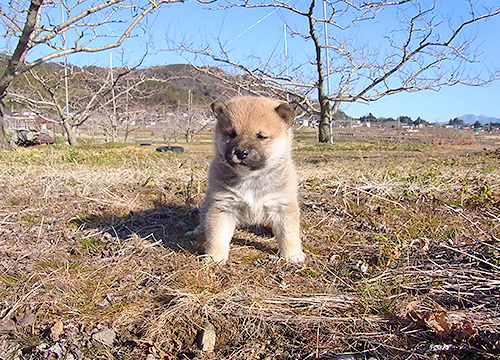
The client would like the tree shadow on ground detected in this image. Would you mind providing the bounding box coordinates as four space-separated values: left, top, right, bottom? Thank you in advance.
81 201 200 252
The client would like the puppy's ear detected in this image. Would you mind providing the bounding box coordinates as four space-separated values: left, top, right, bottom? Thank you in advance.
275 103 295 126
211 101 229 123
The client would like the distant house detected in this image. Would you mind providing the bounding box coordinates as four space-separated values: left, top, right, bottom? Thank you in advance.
296 116 320 128
413 117 428 128
5 109 48 130
331 119 362 128
296 118 310 127
381 121 399 128
360 113 377 123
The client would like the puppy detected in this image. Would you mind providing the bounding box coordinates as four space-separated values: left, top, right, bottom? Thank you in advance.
188 96 305 263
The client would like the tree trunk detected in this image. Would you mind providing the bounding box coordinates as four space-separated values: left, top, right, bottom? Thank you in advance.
0 103 12 150
318 99 331 143
308 0 331 143
124 124 130 143
63 121 78 145
0 0 43 149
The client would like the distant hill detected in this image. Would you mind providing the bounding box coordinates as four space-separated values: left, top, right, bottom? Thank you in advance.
1 55 288 111
459 114 500 124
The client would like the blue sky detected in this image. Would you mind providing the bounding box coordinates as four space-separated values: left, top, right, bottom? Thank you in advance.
33 0 500 123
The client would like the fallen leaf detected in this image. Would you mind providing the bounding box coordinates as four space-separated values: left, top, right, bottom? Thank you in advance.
410 237 431 253
92 328 116 347
405 300 427 326
455 321 478 341
196 321 216 352
387 245 402 266
425 308 452 338
405 301 478 341
0 318 17 332
50 319 64 341
15 310 35 327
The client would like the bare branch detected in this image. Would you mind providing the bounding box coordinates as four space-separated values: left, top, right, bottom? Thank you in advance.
0 0 186 148
185 0 500 142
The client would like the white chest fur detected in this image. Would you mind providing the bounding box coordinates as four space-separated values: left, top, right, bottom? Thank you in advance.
230 176 285 226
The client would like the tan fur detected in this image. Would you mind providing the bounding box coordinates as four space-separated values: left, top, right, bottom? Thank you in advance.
187 96 305 263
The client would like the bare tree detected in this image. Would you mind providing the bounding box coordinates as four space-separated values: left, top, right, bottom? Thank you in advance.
178 108 213 142
9 63 148 144
157 103 213 143
169 43 317 119
180 0 500 142
0 0 183 149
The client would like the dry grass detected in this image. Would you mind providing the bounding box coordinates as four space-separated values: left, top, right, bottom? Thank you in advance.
0 136 499 360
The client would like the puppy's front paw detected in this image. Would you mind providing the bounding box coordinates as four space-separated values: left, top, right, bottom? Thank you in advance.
282 251 306 263
199 254 226 266
184 226 202 239
204 252 229 264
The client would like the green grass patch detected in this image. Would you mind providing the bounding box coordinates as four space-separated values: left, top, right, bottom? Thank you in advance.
21 214 36 225
80 238 104 250
296 140 434 152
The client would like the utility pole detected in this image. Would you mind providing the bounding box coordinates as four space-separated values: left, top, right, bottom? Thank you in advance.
110 53 117 120
284 24 289 102
323 0 332 143
61 2 69 119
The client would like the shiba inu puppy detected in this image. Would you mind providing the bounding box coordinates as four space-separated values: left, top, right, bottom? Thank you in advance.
187 96 305 263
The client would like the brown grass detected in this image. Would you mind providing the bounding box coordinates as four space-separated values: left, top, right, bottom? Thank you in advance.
0 135 499 359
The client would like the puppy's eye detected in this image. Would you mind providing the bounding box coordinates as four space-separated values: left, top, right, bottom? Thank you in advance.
257 133 268 140
227 130 237 139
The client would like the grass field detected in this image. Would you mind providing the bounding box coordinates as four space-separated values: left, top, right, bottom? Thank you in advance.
0 133 499 359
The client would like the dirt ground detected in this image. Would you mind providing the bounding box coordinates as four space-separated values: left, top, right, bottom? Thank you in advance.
0 133 499 359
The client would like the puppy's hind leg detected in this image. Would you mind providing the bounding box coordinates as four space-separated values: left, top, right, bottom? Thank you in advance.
203 211 236 263
271 202 305 263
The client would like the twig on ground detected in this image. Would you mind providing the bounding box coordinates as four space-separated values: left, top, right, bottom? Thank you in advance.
440 242 500 271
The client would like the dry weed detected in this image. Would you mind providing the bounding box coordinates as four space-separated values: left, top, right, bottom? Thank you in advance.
0 138 499 359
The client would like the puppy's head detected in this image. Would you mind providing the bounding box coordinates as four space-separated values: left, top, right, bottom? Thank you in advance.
211 96 295 172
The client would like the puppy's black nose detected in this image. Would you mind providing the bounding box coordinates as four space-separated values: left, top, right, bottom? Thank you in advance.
234 148 249 160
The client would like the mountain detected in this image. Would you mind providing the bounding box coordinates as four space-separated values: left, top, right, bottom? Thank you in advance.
458 114 500 124
1 56 292 112
1 60 264 111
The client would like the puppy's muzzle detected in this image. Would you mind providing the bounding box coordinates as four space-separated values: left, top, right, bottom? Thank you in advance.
234 148 249 160
225 145 265 170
